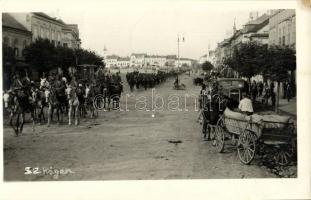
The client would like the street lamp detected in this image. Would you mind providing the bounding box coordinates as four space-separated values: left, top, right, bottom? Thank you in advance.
177 33 185 79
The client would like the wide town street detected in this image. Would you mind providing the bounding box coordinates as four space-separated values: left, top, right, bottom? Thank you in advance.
3 73 276 181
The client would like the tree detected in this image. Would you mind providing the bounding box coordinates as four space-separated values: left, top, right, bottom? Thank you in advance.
201 61 214 71
55 46 76 68
23 38 104 76
24 38 57 74
225 42 268 83
75 49 104 66
2 45 16 89
225 42 296 113
263 45 296 82
263 45 296 112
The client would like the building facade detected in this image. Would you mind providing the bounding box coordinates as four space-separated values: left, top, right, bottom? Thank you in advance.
105 55 119 68
105 55 130 68
117 57 131 68
268 9 296 47
175 58 192 68
145 55 167 68
2 13 32 61
214 13 269 68
9 12 81 49
62 24 81 49
130 53 147 67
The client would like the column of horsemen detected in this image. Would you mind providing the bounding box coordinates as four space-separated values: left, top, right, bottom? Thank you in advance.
3 68 173 136
3 68 124 136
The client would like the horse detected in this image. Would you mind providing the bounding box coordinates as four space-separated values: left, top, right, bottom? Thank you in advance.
45 87 65 126
85 84 98 118
202 93 237 140
30 87 47 124
40 78 65 126
66 86 80 126
3 89 35 136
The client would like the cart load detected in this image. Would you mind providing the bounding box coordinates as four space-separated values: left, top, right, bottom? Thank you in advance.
214 108 296 165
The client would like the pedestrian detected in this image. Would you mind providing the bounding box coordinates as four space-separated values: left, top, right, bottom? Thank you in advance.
251 80 257 102
262 82 270 106
270 82 276 107
283 81 288 99
258 81 263 97
286 82 292 102
238 93 254 116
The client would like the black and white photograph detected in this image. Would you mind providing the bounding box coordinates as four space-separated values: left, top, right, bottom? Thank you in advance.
1 0 311 199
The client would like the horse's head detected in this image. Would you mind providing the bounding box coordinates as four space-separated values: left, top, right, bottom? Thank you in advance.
40 78 50 89
40 78 46 87
30 88 38 103
85 86 91 98
44 89 51 103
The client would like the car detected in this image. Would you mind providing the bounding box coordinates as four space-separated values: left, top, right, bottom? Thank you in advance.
216 78 248 102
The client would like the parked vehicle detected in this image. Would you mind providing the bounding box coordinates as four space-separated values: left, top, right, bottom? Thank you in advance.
213 112 296 165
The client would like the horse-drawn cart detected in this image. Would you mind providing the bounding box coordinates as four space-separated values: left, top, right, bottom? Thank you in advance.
213 110 296 165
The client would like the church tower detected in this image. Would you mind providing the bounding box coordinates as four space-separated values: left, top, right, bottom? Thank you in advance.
233 18 237 34
103 45 108 60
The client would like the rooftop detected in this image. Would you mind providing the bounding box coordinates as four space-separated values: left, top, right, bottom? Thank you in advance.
2 13 31 34
118 57 130 61
131 53 147 57
245 14 269 25
106 55 119 59
33 12 66 25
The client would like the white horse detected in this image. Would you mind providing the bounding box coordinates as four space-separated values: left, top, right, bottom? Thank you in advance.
66 86 79 126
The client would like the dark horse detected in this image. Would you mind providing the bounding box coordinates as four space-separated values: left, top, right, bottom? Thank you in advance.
45 86 67 126
3 88 35 136
202 93 238 140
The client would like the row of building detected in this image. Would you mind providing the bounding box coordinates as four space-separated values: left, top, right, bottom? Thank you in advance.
105 53 194 69
200 9 296 68
2 12 81 62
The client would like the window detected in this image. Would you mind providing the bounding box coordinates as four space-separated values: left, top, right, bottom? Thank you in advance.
13 38 18 48
287 24 291 45
51 30 55 41
14 48 19 57
282 36 285 46
23 40 27 48
40 27 44 38
34 26 38 38
63 43 68 47
3 37 9 47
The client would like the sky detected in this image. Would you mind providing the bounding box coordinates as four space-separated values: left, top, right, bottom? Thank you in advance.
47 3 266 60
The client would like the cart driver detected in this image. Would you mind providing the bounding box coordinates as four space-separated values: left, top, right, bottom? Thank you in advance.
238 93 254 116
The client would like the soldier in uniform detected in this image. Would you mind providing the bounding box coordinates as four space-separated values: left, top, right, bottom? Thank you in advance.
11 73 32 112
70 76 78 88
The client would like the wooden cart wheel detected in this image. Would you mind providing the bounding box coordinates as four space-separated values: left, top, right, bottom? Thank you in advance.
214 118 225 153
237 130 256 165
274 123 297 166
274 145 293 166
